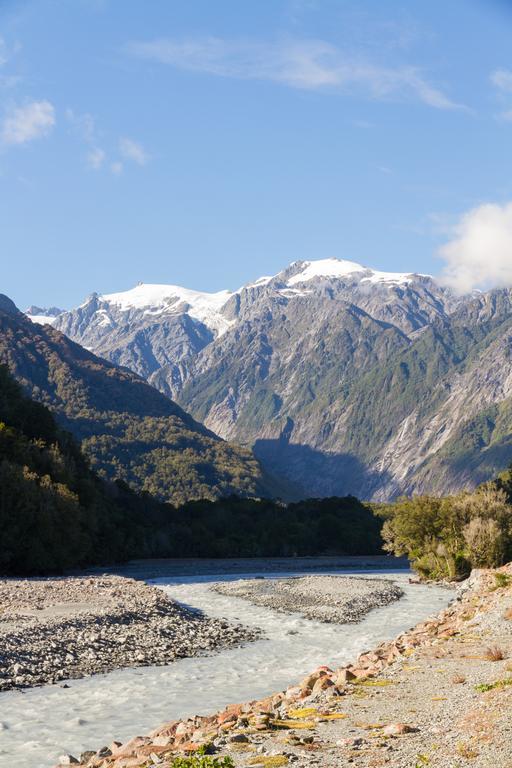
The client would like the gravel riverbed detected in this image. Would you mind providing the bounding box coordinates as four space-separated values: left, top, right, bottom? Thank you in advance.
212 575 404 623
59 567 512 768
0 575 259 691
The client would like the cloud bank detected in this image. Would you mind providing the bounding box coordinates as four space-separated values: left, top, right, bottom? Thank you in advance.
128 36 464 110
1 100 55 145
439 202 512 293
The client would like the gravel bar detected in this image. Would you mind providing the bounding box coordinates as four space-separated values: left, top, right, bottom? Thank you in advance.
212 574 404 624
0 575 260 691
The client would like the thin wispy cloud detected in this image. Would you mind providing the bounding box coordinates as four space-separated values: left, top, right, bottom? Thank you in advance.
438 201 512 293
0 37 9 68
1 100 55 146
66 108 96 143
66 110 147 173
87 146 106 170
0 37 22 89
128 36 465 110
491 68 512 93
66 108 106 169
490 68 512 120
119 137 148 166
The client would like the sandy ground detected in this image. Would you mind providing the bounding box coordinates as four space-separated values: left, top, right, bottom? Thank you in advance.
212 575 404 623
59 566 512 768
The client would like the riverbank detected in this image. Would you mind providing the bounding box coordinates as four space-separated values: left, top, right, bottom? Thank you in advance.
212 575 404 624
88 555 409 580
58 566 512 768
0 575 259 691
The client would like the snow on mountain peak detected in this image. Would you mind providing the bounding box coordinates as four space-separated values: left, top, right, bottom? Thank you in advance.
286 258 422 287
101 283 234 336
287 258 366 286
25 305 65 326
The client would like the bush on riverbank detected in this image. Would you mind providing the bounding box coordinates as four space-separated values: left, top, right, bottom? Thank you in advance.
380 482 512 580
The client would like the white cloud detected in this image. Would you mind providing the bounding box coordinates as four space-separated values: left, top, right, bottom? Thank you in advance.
110 161 123 175
0 37 8 68
128 36 465 110
119 137 148 166
87 146 106 169
0 38 22 89
438 202 512 293
66 108 96 143
491 68 512 93
1 100 55 145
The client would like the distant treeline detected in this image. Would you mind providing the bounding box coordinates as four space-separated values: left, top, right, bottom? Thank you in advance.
156 495 383 559
0 365 383 575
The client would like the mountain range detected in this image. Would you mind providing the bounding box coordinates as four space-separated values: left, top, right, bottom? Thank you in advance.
26 257 512 501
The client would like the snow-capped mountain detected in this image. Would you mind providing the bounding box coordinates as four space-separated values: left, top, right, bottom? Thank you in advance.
36 256 512 503
46 258 446 390
25 305 65 325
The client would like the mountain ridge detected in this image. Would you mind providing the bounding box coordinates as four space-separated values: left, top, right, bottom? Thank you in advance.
27 258 512 501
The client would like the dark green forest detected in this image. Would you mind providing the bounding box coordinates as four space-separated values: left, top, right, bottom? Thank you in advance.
0 365 383 574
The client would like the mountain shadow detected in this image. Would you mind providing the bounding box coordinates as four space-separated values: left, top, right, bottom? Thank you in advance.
253 436 393 501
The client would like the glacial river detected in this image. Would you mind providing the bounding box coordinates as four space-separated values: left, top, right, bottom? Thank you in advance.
0 570 452 768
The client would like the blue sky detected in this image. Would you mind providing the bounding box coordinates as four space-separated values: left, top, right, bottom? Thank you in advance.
2 0 512 308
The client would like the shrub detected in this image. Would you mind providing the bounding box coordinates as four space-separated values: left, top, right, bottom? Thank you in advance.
494 572 512 589
463 518 506 569
485 646 506 662
171 756 235 768
382 484 512 580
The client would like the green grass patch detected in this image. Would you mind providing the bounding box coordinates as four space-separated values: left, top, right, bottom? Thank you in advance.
493 572 512 590
475 678 512 693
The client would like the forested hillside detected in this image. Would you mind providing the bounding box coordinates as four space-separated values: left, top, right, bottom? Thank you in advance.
0 364 169 573
0 294 287 504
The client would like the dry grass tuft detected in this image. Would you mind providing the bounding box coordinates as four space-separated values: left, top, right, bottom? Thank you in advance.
456 741 480 759
485 645 506 662
459 708 496 742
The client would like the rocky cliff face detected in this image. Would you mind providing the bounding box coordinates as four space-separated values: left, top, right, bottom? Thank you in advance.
44 258 512 499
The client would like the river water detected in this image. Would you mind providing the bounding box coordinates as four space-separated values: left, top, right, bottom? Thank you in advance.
0 570 451 768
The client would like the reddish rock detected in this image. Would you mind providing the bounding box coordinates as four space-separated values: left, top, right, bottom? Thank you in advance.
382 723 418 736
335 668 356 685
177 741 203 753
312 675 334 694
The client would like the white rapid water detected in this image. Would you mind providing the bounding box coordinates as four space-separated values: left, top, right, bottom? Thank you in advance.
0 571 451 768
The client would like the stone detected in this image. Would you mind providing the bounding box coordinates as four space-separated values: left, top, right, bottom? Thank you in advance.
382 723 418 736
79 752 96 764
58 755 79 765
335 668 356 685
312 676 334 694
336 737 364 747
